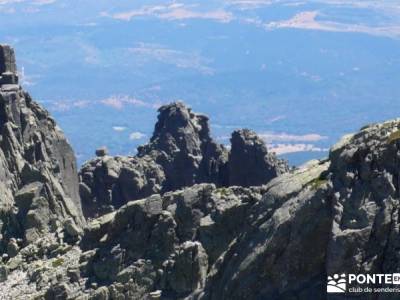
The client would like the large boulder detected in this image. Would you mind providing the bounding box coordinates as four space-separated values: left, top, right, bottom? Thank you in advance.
228 129 289 187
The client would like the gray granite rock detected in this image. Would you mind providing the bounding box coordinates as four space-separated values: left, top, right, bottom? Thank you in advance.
228 129 289 186
0 45 84 253
79 102 287 218
2 43 400 300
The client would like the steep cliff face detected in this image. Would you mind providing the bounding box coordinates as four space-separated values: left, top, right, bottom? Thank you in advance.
79 102 287 218
0 45 84 251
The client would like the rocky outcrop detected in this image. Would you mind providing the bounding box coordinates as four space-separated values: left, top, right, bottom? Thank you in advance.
79 155 165 218
3 43 400 300
4 119 399 299
228 129 289 187
0 45 18 86
0 45 84 253
199 121 400 300
79 102 288 218
78 183 263 299
137 102 229 189
326 121 400 283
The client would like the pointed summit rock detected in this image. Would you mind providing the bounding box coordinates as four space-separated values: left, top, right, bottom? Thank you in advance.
0 45 18 85
0 45 84 248
138 102 229 190
0 45 16 74
79 102 228 218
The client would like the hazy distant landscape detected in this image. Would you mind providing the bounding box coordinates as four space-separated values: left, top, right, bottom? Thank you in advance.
1 0 400 165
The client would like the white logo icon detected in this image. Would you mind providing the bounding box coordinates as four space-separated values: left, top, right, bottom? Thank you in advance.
327 274 347 293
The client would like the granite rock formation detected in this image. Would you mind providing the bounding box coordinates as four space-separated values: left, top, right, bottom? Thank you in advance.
79 155 165 218
79 102 288 218
2 44 400 300
137 102 230 190
228 129 289 187
0 45 84 253
75 121 400 299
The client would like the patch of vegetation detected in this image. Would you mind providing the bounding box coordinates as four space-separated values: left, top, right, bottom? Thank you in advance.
52 257 64 268
308 178 328 190
216 187 230 197
388 130 400 144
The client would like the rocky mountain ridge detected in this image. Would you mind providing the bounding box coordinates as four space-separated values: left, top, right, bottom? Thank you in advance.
79 102 288 218
0 45 84 253
1 44 399 300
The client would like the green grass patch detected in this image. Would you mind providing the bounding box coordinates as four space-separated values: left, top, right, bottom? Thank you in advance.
52 258 64 268
216 187 230 197
308 178 328 190
388 130 400 144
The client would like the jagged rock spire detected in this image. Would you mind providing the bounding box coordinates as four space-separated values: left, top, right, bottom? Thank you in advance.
0 45 16 74
138 101 229 190
0 45 84 248
0 45 18 86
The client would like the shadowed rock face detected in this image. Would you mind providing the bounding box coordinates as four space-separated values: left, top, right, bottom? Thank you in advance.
0 45 16 74
229 129 289 187
326 121 400 279
79 102 288 218
0 45 18 86
0 45 84 250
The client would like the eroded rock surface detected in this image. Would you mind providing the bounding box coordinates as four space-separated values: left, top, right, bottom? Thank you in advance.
63 120 400 300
